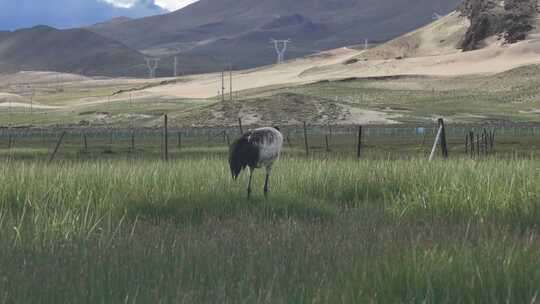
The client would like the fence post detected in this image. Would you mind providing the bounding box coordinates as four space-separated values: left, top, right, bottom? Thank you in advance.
303 122 309 156
490 129 496 151
41 128 46 146
131 131 135 153
476 134 480 157
177 132 182 150
357 125 363 159
82 132 88 152
438 118 448 158
238 118 244 135
469 131 475 157
325 135 330 153
164 115 169 161
484 128 490 155
7 130 12 150
465 133 469 154
225 131 230 146
429 124 443 161
49 131 66 163
286 130 293 148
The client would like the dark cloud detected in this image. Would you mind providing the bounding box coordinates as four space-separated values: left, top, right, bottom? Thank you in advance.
0 0 166 31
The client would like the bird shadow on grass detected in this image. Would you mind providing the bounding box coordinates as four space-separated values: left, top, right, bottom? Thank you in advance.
126 194 337 226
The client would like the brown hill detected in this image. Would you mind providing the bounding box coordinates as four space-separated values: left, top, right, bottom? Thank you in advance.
0 26 146 77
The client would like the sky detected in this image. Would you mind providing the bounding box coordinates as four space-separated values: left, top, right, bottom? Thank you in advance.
0 0 199 31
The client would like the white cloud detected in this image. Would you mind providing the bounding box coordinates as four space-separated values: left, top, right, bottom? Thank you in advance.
103 0 198 11
101 0 137 8
155 0 199 11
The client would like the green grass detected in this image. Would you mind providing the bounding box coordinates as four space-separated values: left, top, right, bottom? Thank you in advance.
290 79 540 124
1 157 539 303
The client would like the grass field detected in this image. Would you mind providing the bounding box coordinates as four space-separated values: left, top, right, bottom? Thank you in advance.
1 65 540 302
1 156 539 303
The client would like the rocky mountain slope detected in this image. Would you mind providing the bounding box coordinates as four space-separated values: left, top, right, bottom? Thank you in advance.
459 0 537 50
89 0 462 71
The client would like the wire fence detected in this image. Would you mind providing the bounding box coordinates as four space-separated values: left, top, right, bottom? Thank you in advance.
0 121 539 161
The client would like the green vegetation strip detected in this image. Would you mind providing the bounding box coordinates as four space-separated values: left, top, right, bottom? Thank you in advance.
0 157 539 302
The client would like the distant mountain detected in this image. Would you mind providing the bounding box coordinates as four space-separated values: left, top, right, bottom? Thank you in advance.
89 0 463 72
91 17 133 30
0 25 147 77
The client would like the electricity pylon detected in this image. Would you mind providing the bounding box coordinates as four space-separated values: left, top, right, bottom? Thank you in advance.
145 58 160 78
270 39 291 64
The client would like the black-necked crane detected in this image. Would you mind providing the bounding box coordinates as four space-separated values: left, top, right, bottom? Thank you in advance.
229 127 283 199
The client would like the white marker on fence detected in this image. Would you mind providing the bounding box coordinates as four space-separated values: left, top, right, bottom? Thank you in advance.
429 125 443 161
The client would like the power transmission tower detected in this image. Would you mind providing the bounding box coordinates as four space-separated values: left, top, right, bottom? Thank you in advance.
270 38 291 64
145 58 160 78
433 12 443 20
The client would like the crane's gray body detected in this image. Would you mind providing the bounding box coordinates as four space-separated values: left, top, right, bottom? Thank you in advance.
248 127 283 168
229 127 283 198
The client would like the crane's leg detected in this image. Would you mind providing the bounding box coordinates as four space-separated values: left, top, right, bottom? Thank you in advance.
264 166 272 199
247 167 254 199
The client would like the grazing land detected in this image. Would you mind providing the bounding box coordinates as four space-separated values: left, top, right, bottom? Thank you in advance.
1 156 539 303
1 63 539 304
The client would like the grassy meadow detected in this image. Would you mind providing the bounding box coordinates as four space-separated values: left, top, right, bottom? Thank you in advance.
1 156 540 303
1 65 539 303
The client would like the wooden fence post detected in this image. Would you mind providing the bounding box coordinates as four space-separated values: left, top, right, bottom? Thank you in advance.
286 130 292 148
225 131 230 146
49 131 66 163
325 134 330 153
484 128 490 155
357 125 363 159
328 125 333 140
489 129 495 152
469 131 475 157
438 118 448 158
476 134 480 157
7 131 12 150
238 118 244 135
131 131 135 152
303 122 309 156
41 128 45 146
82 132 88 152
164 115 169 161
177 132 182 150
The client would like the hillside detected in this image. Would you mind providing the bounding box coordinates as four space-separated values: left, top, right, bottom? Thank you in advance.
89 0 462 72
458 0 537 50
0 26 148 77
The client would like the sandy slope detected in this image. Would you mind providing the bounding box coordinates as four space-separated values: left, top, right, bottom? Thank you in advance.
0 93 60 109
0 71 91 86
140 11 540 100
144 39 540 99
